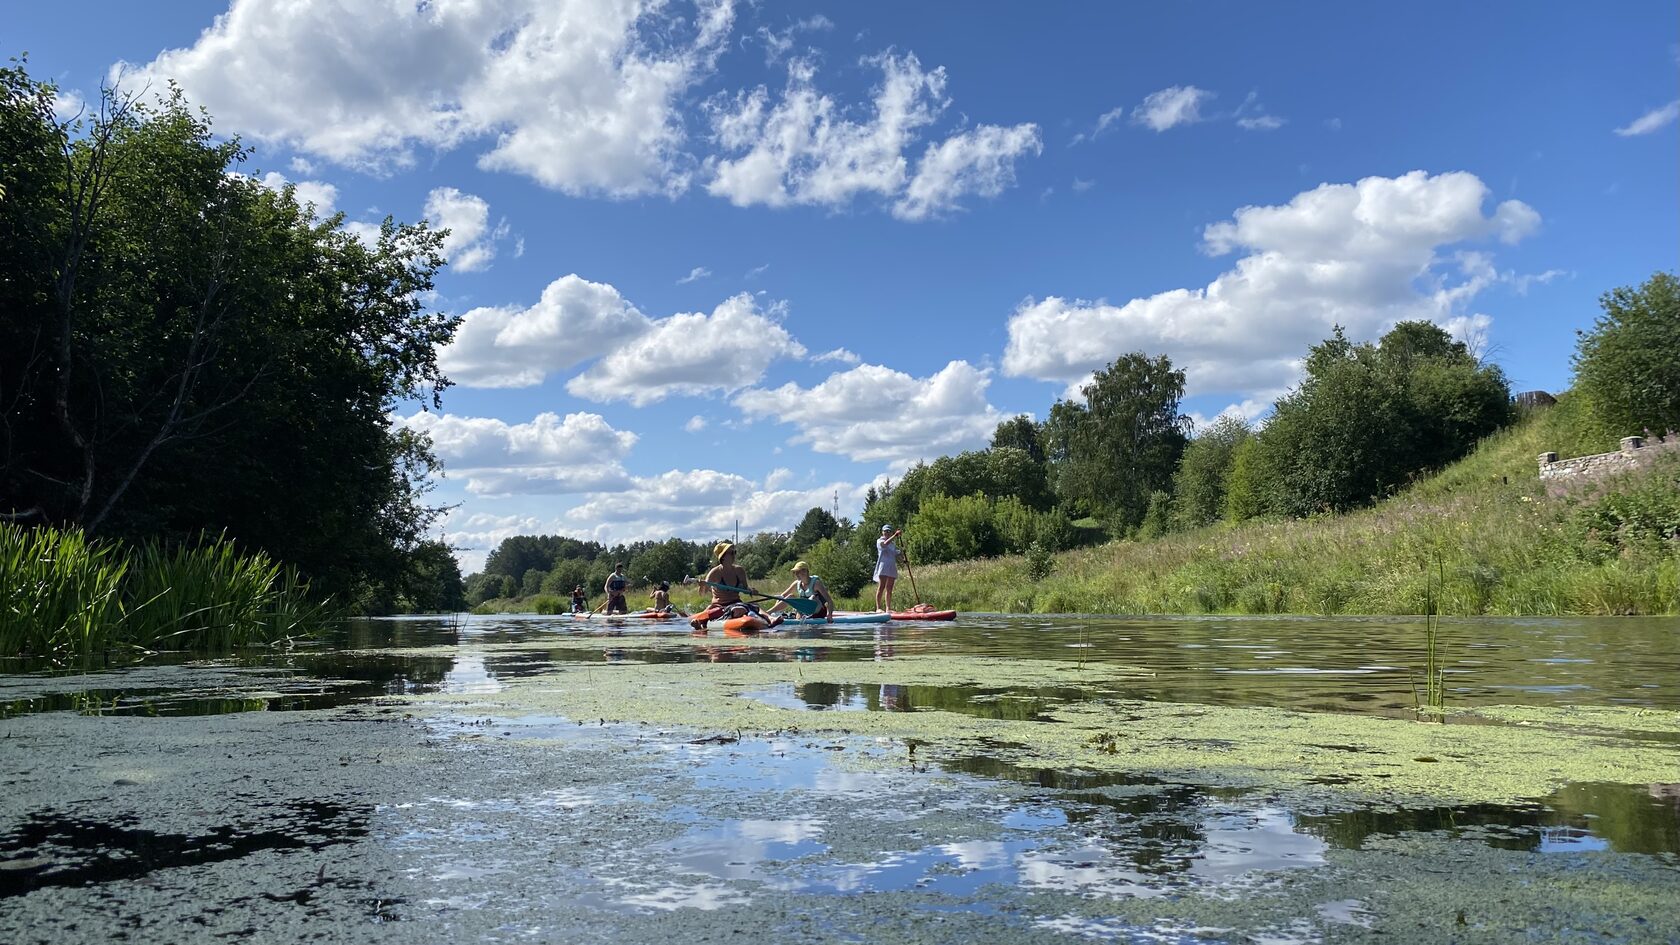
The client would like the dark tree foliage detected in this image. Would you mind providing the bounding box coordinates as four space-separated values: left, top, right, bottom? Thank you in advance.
1572 272 1680 435
1257 322 1512 515
1042 353 1192 532
0 65 460 607
398 540 466 613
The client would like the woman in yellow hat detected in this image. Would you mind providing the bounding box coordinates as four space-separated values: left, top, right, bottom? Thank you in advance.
690 541 775 630
767 560 834 623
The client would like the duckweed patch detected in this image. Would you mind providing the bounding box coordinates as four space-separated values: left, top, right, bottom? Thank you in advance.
406 654 1680 807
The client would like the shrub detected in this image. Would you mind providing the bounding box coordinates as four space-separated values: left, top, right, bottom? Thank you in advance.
531 595 567 615
1026 542 1056 582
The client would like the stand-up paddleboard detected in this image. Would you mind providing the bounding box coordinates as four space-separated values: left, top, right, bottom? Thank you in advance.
777 611 892 626
888 607 956 621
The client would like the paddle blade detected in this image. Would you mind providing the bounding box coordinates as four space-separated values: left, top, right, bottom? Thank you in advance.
786 598 822 616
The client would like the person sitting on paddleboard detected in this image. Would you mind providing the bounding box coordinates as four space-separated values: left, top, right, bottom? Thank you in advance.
875 525 903 612
604 564 629 615
570 585 587 614
649 581 686 616
690 542 779 630
767 560 834 623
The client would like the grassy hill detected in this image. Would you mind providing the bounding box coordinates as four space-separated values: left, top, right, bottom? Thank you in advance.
836 397 1679 616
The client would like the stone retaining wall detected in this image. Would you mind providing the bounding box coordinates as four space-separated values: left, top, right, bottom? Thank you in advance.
1538 434 1679 480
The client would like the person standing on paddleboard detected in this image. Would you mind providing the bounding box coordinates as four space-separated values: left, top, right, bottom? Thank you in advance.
767 560 834 623
690 542 774 630
875 525 904 612
604 563 629 615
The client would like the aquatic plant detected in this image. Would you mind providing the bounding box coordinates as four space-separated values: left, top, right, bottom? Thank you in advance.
0 523 337 661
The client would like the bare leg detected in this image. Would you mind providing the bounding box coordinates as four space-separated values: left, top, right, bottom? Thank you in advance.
880 576 895 612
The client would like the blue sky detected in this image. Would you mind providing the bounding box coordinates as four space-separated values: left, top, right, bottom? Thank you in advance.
11 1 1677 569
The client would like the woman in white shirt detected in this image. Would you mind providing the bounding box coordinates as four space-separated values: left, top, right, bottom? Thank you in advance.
874 525 903 612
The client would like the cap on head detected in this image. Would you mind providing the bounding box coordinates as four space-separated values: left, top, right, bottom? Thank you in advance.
790 560 810 573
880 524 893 533
713 541 734 561
658 581 670 590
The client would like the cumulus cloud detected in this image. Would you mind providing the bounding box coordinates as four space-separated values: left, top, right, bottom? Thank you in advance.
424 187 508 273
684 415 708 433
812 347 861 364
1614 100 1680 136
440 275 652 388
395 409 637 496
895 122 1043 221
1132 85 1214 131
567 294 806 405
442 510 547 573
705 52 1039 217
1003 171 1542 407
257 171 339 218
554 469 872 544
125 0 734 196
733 360 1004 467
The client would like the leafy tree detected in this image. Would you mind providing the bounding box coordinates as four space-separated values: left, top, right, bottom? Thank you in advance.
906 493 1000 564
1042 353 1191 531
1573 272 1680 434
629 537 695 584
1223 437 1271 523
800 528 873 597
1171 416 1252 530
787 507 839 555
990 415 1045 463
1257 322 1511 515
399 541 466 612
0 65 458 606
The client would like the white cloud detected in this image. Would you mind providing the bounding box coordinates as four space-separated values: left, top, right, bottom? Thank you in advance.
1003 171 1541 401
554 469 871 544
1071 177 1095 192
678 266 712 284
567 293 806 405
424 187 507 273
51 89 86 123
812 347 861 364
733 360 1004 468
440 274 651 388
257 171 339 218
395 409 637 496
684 415 708 433
1237 114 1285 131
756 14 834 65
125 0 735 197
1132 86 1214 131
746 263 770 278
288 156 315 175
705 52 1038 217
894 122 1043 221
442 510 547 573
1614 100 1679 136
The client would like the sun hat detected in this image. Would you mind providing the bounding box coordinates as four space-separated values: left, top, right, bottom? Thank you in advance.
790 560 810 572
713 541 734 560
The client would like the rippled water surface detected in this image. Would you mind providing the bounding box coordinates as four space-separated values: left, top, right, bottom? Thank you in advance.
1 612 1676 943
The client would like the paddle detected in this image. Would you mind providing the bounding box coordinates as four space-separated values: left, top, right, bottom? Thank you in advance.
698 580 823 617
899 532 923 605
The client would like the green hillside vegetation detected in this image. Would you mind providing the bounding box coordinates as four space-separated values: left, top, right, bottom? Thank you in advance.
836 397 1677 616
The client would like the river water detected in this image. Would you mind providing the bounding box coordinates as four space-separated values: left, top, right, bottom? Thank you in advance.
1 613 1676 943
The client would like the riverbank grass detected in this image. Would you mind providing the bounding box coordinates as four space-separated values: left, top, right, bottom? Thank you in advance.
840 401 1679 616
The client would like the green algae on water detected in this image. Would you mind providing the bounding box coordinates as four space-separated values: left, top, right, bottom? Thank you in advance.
405 653 1680 807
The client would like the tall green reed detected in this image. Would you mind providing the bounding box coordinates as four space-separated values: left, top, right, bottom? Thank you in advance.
0 523 337 661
